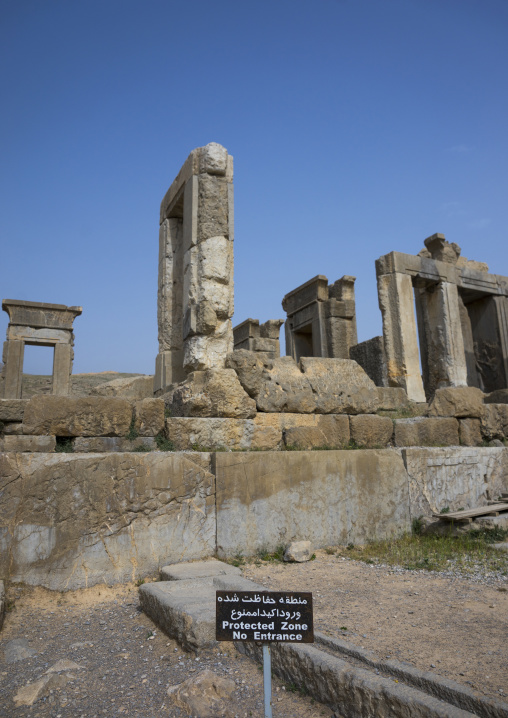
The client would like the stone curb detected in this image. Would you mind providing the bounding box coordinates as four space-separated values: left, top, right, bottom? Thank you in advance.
315 631 508 718
237 640 476 718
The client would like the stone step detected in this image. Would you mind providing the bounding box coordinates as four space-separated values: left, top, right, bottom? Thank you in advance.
160 558 242 581
139 574 263 653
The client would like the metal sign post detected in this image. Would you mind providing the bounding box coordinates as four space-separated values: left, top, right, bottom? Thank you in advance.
263 643 272 718
216 590 313 716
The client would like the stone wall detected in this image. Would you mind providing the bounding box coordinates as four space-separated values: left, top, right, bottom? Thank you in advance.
215 450 411 557
1 387 507 453
1 446 506 590
0 452 215 591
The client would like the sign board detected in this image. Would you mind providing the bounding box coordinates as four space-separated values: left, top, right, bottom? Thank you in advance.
216 591 313 643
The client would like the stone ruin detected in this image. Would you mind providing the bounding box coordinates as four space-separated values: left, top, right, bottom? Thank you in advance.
154 143 234 393
0 142 507 592
282 275 357 362
0 300 81 399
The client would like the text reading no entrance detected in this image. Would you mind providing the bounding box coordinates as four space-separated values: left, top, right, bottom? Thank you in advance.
216 591 313 643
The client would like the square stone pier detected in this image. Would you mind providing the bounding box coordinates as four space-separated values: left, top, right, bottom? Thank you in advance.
155 143 235 393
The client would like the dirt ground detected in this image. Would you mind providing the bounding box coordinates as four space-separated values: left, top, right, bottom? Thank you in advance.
1 552 507 716
0 583 334 718
244 550 508 702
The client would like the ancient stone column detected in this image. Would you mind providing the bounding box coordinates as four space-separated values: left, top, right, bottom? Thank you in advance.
376 270 426 402
155 143 234 393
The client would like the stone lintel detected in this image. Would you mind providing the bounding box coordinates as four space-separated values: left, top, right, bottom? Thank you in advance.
233 319 260 344
376 252 508 298
2 300 82 331
160 143 233 224
282 275 329 315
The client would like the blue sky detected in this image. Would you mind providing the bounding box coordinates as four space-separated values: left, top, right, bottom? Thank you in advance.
1 0 507 375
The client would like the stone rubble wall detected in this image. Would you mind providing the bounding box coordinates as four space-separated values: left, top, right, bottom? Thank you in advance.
1 385 507 452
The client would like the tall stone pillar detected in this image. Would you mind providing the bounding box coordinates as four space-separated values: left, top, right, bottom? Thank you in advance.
2 339 24 399
376 271 426 402
416 281 468 396
155 143 234 393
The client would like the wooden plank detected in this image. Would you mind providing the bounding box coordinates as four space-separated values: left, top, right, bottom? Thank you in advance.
432 503 508 520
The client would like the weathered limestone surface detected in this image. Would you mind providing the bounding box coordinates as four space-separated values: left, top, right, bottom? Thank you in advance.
167 369 256 418
255 413 350 449
160 559 241 581
394 418 459 447
134 398 165 436
428 387 484 418
284 540 313 562
283 426 330 450
376 270 426 402
233 318 284 358
481 404 508 441
91 375 154 399
226 351 379 414
485 389 508 405
0 398 27 421
72 437 157 452
283 275 358 362
459 419 482 447
376 387 411 410
1 435 56 452
167 668 236 716
350 415 394 448
165 413 350 451
0 452 216 590
377 235 508 400
1 300 82 399
22 396 133 437
350 336 388 387
215 450 410 556
140 578 217 653
155 143 235 393
403 447 508 518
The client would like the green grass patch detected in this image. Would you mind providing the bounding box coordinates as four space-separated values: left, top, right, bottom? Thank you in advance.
255 544 286 563
125 416 139 441
335 529 508 575
155 433 175 451
55 437 74 453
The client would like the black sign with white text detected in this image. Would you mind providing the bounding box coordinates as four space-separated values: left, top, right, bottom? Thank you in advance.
216 591 313 643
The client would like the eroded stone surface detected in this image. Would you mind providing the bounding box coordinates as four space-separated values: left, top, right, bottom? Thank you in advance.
0 399 27 421
167 669 236 717
91 375 154 399
349 415 394 448
428 387 484 418
216 450 410 557
403 446 508 517
459 419 482 447
22 396 132 437
226 351 379 414
393 417 459 447
134 398 165 436
284 540 313 562
481 404 508 441
0 452 215 590
168 369 256 418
